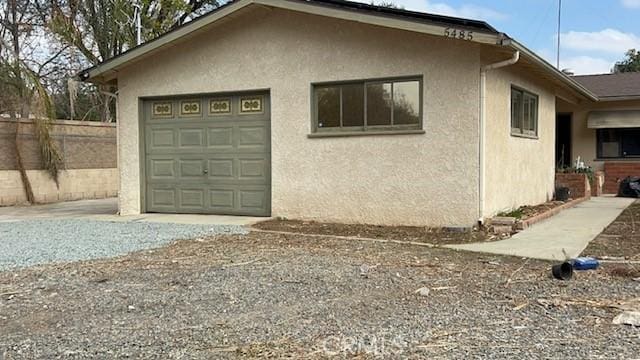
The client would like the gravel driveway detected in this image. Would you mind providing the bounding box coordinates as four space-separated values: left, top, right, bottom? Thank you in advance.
1 230 639 359
0 219 247 271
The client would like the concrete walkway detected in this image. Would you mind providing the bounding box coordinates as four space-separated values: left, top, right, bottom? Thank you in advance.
0 198 268 226
446 197 636 261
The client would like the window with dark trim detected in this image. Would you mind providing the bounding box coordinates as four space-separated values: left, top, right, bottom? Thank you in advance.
597 128 640 158
511 86 538 138
313 77 422 133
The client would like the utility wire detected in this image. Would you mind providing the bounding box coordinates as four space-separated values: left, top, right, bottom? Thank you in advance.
557 0 562 68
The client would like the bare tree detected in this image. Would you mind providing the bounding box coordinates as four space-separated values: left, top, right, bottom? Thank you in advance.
45 0 224 122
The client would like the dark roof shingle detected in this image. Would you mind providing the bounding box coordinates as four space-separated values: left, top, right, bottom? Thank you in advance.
572 72 640 99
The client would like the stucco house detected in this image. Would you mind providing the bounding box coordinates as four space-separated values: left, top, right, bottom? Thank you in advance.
79 0 637 227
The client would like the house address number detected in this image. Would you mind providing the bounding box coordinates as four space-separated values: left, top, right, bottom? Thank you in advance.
444 28 474 41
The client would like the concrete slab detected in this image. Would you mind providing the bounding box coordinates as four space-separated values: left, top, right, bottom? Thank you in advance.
0 198 118 222
446 197 636 261
0 198 269 226
88 213 269 226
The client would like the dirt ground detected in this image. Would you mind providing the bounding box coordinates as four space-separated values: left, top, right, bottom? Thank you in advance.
253 219 490 245
517 200 569 221
583 200 640 278
583 200 640 259
1 227 639 358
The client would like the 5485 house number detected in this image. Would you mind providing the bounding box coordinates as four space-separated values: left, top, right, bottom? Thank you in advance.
444 28 474 41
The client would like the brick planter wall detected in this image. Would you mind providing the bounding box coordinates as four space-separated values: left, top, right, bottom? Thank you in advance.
604 162 640 194
593 171 604 197
556 173 591 199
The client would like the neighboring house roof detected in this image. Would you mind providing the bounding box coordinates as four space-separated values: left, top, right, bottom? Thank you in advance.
572 72 640 101
77 0 597 101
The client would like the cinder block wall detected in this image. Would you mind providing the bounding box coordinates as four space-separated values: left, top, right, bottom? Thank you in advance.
0 119 117 206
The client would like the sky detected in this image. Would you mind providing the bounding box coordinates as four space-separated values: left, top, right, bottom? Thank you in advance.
354 0 640 75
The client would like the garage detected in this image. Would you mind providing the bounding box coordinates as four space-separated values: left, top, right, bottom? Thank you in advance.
143 92 271 216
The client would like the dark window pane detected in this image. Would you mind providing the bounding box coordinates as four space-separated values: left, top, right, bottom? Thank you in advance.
523 96 531 132
511 89 522 132
366 83 392 126
393 81 420 125
316 87 340 128
598 129 620 158
531 98 538 132
342 84 364 127
525 94 538 133
622 128 640 156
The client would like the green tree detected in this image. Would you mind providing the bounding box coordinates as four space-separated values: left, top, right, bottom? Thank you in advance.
614 49 640 73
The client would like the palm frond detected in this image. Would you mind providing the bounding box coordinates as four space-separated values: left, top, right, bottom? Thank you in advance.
21 64 64 186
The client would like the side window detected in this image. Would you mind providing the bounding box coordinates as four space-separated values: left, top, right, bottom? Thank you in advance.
511 87 538 138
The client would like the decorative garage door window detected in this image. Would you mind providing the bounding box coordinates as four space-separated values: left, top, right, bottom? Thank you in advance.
313 76 423 133
180 100 201 116
210 99 232 115
152 102 173 117
240 96 263 114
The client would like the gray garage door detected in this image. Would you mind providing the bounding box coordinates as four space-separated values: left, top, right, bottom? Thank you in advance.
143 93 271 216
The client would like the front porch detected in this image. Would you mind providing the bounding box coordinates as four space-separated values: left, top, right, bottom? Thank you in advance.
556 97 640 195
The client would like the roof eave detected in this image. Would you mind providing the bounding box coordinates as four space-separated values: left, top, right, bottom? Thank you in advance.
78 0 504 83
597 95 640 102
505 39 599 102
77 0 601 104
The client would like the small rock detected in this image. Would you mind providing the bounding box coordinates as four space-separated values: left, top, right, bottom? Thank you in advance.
128 305 136 311
491 225 513 235
612 311 640 327
359 264 377 277
415 287 430 297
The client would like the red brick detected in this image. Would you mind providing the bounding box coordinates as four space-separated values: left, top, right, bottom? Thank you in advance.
604 162 640 194
556 173 591 199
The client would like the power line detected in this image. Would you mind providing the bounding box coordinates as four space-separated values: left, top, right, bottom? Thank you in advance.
557 0 562 69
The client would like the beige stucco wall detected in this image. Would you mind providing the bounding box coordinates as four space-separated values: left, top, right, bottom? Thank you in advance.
483 66 557 215
0 169 118 206
557 99 640 171
115 7 483 226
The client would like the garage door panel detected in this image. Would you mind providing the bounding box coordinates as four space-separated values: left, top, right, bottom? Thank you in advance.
238 125 267 146
179 128 205 148
238 158 268 181
144 93 270 216
149 187 177 209
149 159 176 180
208 159 234 179
148 128 176 151
208 185 270 215
238 186 269 213
208 127 234 148
209 189 235 210
179 159 205 178
179 189 205 208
